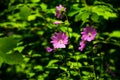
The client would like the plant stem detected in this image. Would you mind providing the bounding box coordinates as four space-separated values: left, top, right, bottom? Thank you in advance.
100 54 103 79
76 60 82 79
65 14 71 39
83 0 87 6
92 52 97 80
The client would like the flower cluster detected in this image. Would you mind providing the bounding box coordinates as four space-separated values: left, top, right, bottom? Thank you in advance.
46 4 97 52
78 26 97 51
46 4 67 52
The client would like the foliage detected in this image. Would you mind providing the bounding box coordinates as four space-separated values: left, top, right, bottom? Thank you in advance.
0 0 120 80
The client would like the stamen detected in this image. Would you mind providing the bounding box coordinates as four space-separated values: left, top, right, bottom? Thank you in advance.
59 39 63 44
88 32 92 37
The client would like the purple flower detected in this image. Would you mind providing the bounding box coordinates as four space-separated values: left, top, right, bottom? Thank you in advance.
51 31 68 49
78 40 86 51
53 21 62 25
46 47 53 52
55 4 66 19
81 26 97 42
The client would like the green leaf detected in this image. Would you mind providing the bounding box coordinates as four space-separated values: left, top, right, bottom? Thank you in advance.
81 11 91 21
0 37 19 53
70 70 79 76
31 0 40 3
0 36 22 65
20 5 31 20
92 5 117 20
34 65 43 71
40 3 47 11
91 13 99 22
70 62 82 69
75 11 90 22
110 31 120 38
104 12 117 20
4 53 24 65
0 51 23 65
68 11 79 17
72 4 80 10
27 15 36 21
9 0 15 6
0 56 4 67
46 60 59 67
75 12 82 22
82 71 90 75
80 54 87 59
60 66 67 72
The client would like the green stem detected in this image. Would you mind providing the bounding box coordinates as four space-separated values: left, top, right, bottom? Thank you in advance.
83 0 87 6
64 14 71 39
92 61 97 80
77 68 82 80
92 51 97 80
76 59 82 79
100 54 103 78
95 41 120 47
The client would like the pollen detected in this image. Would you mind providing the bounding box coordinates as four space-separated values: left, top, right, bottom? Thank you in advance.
59 39 63 44
88 32 92 37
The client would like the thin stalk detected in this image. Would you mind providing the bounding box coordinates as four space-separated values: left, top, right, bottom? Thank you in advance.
65 14 70 38
100 54 103 78
92 52 97 80
82 0 87 6
76 59 82 79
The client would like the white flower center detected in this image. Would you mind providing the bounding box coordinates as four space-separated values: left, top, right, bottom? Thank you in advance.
88 32 92 37
59 39 63 44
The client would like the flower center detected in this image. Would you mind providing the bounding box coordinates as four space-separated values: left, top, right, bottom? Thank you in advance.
59 39 63 44
88 32 92 37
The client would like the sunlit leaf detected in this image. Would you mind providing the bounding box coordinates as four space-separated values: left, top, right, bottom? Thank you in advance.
46 60 59 67
92 5 117 20
34 65 43 71
82 71 90 75
60 66 67 72
68 11 79 17
40 3 47 11
110 31 120 38
75 10 90 22
80 54 87 59
31 0 40 3
70 62 82 69
81 11 91 21
20 5 31 20
70 70 79 76
27 15 36 21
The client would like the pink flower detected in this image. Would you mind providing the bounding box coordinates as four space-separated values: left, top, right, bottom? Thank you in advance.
55 4 66 19
46 47 53 52
81 26 97 42
53 21 62 25
78 40 86 51
51 31 68 49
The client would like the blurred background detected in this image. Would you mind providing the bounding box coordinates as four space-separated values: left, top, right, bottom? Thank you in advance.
0 0 120 80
